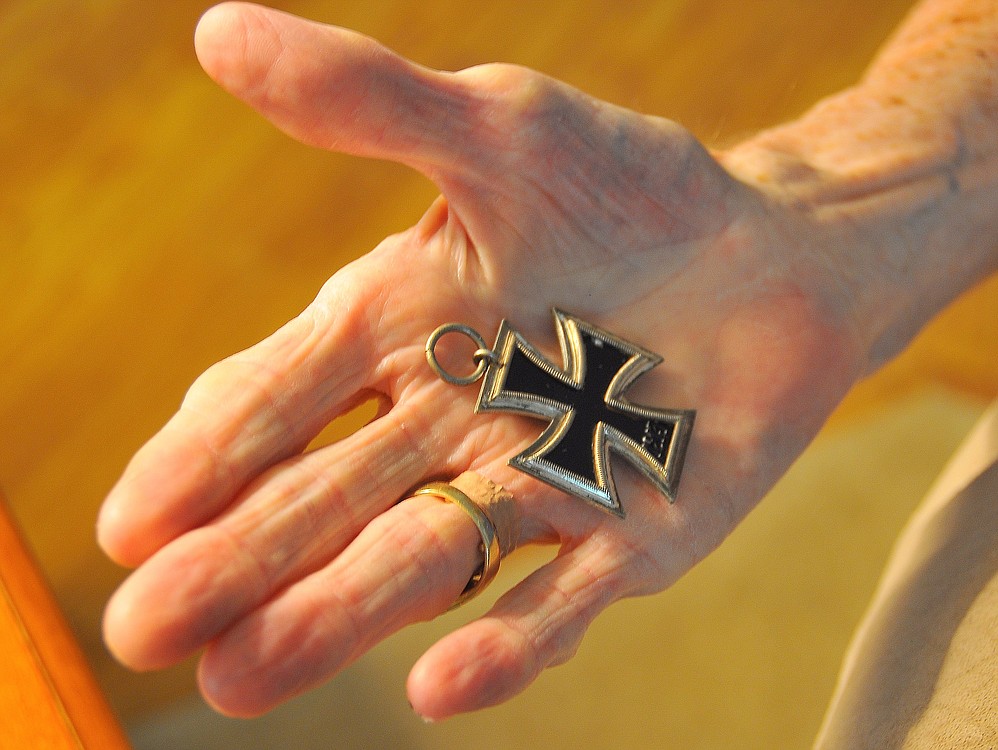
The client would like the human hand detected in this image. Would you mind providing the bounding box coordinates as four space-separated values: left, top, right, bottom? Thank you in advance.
98 2 866 720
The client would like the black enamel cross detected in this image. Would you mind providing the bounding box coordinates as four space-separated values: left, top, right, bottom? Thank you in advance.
472 309 695 517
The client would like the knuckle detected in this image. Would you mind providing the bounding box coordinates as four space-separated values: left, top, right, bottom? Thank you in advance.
460 63 578 148
184 356 282 423
491 64 559 113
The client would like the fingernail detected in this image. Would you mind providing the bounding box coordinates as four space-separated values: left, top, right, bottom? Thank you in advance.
408 699 435 724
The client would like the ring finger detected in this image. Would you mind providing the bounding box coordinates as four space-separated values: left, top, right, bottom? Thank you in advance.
196 473 513 716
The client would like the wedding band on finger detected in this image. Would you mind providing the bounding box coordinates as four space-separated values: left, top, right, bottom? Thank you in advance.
411 472 516 609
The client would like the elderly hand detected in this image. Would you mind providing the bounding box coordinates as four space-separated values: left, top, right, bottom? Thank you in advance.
98 1 875 721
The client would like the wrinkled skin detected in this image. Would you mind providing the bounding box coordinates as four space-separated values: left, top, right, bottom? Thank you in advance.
98 2 868 721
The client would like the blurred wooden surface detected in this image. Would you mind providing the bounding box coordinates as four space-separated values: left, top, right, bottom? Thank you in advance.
1 0 995 747
0 493 131 748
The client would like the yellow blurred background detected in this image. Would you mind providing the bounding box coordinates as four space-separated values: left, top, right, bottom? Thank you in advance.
2 0 995 747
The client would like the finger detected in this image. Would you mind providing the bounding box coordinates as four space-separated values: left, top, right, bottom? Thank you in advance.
102 395 458 671
406 537 632 721
195 490 500 717
194 2 485 177
97 268 379 566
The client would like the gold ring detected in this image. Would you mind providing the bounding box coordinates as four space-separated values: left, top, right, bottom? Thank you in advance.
415 481 501 609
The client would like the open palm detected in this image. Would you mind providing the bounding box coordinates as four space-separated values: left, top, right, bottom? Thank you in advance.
98 2 864 720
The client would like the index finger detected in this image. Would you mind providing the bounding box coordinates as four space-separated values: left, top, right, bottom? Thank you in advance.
97 268 377 566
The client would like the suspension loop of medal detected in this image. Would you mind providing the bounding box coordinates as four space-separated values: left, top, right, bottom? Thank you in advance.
425 322 498 387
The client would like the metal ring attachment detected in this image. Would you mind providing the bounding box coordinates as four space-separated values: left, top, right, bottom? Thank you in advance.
425 323 494 386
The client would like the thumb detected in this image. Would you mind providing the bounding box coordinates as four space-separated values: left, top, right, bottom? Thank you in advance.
194 2 483 177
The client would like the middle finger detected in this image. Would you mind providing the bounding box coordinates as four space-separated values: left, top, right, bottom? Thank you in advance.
197 490 489 716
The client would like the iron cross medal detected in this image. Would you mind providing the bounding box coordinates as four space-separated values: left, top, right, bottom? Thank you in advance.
425 309 695 518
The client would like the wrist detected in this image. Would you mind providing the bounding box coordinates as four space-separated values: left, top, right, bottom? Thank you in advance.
719 80 998 373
